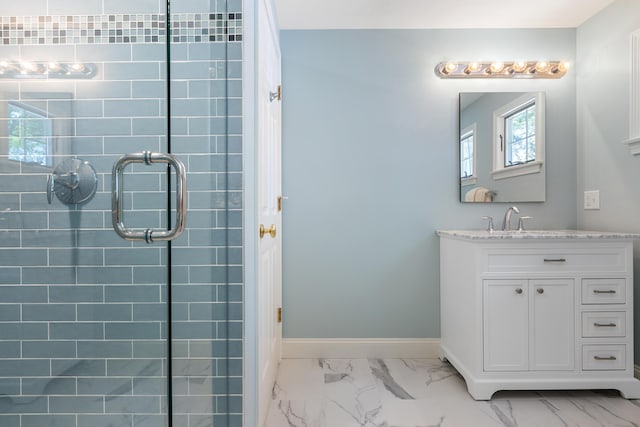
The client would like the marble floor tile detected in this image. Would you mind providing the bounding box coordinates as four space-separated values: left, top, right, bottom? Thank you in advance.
265 358 640 427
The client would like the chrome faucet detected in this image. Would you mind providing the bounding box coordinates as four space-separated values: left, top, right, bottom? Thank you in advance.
502 206 520 230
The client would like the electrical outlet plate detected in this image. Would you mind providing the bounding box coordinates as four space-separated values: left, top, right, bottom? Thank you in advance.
584 190 600 210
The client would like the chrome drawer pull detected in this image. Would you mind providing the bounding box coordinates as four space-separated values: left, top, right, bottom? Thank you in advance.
593 355 617 361
593 290 616 294
593 322 617 327
543 258 566 263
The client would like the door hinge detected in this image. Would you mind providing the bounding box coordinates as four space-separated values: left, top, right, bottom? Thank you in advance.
277 196 282 212
277 307 282 323
277 85 282 101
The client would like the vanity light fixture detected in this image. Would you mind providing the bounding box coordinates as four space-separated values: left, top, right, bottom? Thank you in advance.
0 61 97 79
435 61 571 79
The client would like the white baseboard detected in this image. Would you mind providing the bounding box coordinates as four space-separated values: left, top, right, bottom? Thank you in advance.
635 364 640 380
282 338 441 359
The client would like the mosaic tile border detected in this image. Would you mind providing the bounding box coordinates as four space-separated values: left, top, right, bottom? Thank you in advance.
0 13 242 45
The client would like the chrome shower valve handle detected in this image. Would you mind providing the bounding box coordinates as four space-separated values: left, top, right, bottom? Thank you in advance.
46 158 98 205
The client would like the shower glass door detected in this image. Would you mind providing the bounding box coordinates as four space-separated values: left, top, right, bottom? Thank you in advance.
0 1 242 426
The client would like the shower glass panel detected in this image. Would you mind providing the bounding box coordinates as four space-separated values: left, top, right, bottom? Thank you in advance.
0 1 242 426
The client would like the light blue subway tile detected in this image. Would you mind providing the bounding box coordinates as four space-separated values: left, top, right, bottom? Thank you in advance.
104 63 160 81
0 286 47 303
52 359 106 377
132 118 167 136
105 322 161 339
0 341 20 358
172 321 217 339
1 0 46 14
21 377 77 396
189 303 228 321
171 247 216 265
49 248 104 266
49 211 104 229
50 396 104 414
173 395 215 413
188 154 226 172
22 415 77 427
134 414 172 427
78 341 133 358
0 396 48 413
171 61 212 80
220 394 244 413
104 100 161 118
104 0 162 13
171 284 216 303
22 304 76 321
0 248 47 267
219 284 242 302
172 358 215 376
0 194 19 211
71 137 104 154
0 378 20 395
132 377 166 395
77 267 133 284
189 265 242 284
217 358 242 377
0 323 48 340
76 81 132 99
78 230 131 248
107 359 162 377
0 416 19 427
132 341 168 358
132 303 167 321
218 321 242 339
171 98 212 117
48 0 102 14
50 285 103 303
78 415 133 427
131 44 165 62
218 210 242 227
105 285 160 302
0 175 46 192
104 136 161 154
0 212 47 229
76 118 132 137
21 230 76 248
78 378 132 396
218 246 242 265
0 305 20 321
22 341 76 358
22 267 76 284
105 248 161 266
0 360 50 377
132 81 167 99
77 304 132 321
50 322 104 339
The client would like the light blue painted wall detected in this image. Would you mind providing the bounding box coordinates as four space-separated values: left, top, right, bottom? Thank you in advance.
576 0 640 364
281 29 577 338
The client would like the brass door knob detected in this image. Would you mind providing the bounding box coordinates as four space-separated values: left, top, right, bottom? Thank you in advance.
259 224 277 239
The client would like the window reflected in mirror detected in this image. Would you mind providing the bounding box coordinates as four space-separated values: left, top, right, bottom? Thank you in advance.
460 92 545 203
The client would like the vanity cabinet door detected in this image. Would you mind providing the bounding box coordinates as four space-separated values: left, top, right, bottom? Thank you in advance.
483 279 529 372
530 279 574 371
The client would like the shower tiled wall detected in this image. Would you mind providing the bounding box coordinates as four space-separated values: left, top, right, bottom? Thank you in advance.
0 0 242 426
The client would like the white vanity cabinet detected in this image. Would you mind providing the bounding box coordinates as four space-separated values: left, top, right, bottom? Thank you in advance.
438 230 640 400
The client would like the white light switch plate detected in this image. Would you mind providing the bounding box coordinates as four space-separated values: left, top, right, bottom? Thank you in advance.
584 190 600 210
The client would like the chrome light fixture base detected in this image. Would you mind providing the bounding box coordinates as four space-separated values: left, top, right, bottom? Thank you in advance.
435 61 570 79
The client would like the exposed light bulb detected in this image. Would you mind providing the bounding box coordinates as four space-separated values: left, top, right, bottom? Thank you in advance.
489 62 505 73
444 62 457 74
21 62 35 72
467 62 481 72
71 63 85 72
558 61 571 72
534 61 549 73
48 62 62 72
512 61 528 72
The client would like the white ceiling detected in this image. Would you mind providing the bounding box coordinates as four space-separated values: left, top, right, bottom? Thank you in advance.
273 0 616 30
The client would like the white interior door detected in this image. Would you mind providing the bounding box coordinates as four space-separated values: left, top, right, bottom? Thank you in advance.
257 0 282 425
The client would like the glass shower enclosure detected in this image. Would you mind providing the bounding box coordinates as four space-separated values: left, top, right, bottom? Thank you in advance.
0 1 242 426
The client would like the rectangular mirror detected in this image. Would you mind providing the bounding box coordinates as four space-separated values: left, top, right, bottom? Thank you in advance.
460 92 545 203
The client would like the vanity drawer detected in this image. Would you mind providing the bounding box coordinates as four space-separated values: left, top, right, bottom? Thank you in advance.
485 248 627 273
581 312 626 337
581 279 626 304
582 345 626 370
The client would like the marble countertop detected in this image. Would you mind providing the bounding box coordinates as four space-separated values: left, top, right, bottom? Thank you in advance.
437 229 640 240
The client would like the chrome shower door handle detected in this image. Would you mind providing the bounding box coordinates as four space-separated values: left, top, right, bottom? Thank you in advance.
112 151 187 243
